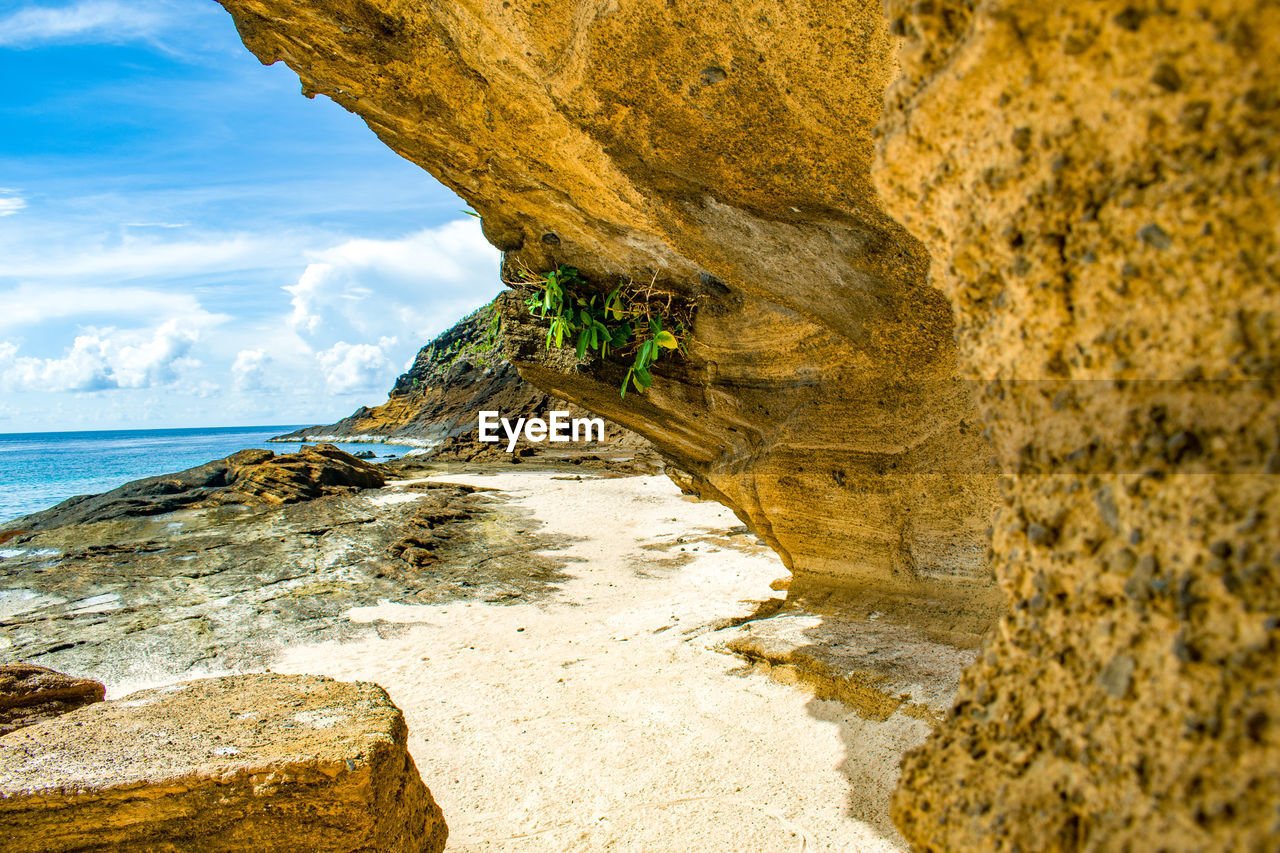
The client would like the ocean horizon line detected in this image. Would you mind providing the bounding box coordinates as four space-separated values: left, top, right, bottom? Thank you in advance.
0 424 314 439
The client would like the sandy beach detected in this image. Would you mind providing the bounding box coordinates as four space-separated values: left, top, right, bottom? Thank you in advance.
266 471 932 851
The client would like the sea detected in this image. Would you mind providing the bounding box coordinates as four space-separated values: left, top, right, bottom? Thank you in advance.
0 426 424 523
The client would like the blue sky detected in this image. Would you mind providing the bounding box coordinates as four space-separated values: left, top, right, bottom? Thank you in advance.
0 0 502 431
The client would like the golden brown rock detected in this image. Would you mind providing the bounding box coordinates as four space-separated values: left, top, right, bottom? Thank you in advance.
209 0 1279 845
0 674 446 853
0 665 105 736
875 0 1280 848
213 0 1001 633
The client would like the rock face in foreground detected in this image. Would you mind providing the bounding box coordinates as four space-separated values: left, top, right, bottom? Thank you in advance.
874 0 1279 849
0 674 446 853
4 444 384 532
0 665 104 736
216 0 1002 637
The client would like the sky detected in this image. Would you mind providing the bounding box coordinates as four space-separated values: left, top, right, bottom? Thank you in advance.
0 0 503 432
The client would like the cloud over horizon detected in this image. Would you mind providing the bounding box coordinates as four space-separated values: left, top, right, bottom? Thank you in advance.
317 339 396 394
1 2 497 430
0 318 205 392
0 219 503 427
286 220 500 345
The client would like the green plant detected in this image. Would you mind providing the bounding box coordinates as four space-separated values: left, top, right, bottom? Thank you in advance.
486 302 502 345
511 264 686 398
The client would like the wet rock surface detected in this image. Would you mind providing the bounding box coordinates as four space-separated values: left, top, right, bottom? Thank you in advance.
0 673 446 853
0 664 104 736
7 444 384 532
0 474 569 685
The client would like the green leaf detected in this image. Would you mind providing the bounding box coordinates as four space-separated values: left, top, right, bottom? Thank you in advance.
631 372 645 394
653 330 678 350
649 317 662 334
634 367 652 388
576 327 589 360
461 209 480 218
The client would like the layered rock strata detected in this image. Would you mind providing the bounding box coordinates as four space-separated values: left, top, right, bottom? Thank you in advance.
0 665 104 736
215 0 1002 635
874 0 1280 847
0 674 446 852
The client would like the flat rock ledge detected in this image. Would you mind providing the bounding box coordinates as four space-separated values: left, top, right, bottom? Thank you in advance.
0 674 447 853
0 665 105 737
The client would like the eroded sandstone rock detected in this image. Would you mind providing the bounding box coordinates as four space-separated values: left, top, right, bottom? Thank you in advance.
0 674 446 853
214 0 1002 636
210 0 1278 844
0 665 104 736
875 0 1280 848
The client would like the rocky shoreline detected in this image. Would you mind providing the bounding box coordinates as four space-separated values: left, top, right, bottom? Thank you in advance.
0 446 578 690
1 442 972 851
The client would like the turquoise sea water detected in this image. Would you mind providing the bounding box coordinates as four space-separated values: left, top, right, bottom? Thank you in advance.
0 426 422 523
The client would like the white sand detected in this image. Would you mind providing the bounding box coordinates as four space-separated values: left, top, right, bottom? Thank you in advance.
274 472 927 851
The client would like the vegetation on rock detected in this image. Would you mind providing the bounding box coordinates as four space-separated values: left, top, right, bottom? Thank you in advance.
509 264 689 398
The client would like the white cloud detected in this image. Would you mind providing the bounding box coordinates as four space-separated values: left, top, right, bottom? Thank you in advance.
0 1 170 48
316 338 396 395
0 284 216 332
231 348 270 392
1 319 202 392
1 234 295 284
285 219 500 347
0 219 504 427
0 192 26 217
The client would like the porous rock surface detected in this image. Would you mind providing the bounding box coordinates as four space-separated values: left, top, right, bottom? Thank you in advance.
0 674 446 853
213 0 1278 846
215 0 1002 635
0 665 104 736
875 0 1279 848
